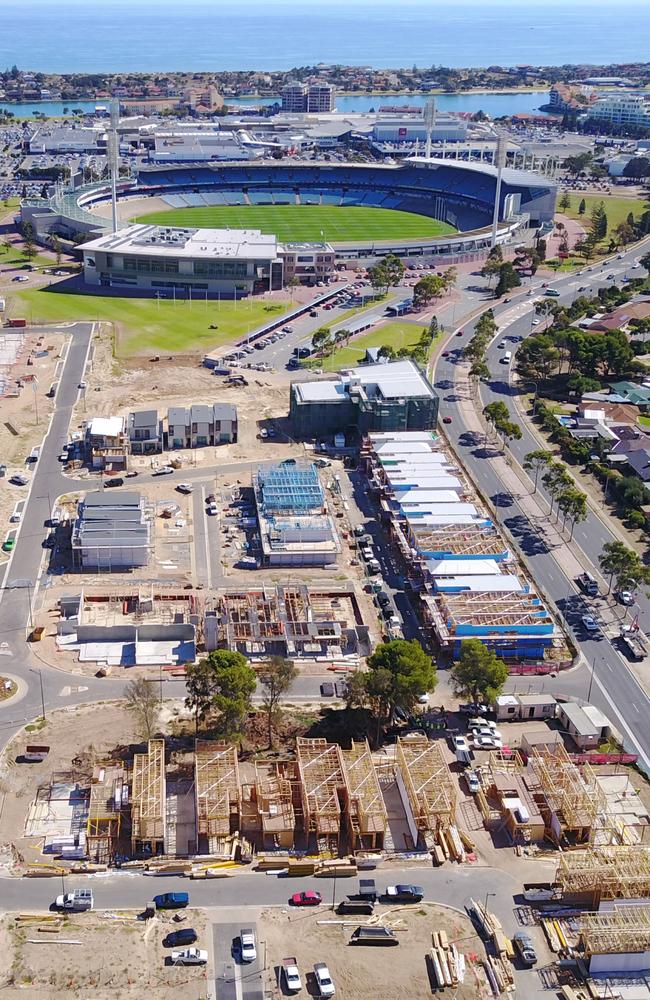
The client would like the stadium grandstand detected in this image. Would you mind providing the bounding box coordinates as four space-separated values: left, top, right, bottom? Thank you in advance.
21 157 556 264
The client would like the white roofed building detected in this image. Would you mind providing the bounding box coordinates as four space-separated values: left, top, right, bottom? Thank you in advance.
85 415 128 470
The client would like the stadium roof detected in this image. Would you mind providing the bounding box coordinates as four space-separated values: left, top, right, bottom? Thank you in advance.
407 155 556 188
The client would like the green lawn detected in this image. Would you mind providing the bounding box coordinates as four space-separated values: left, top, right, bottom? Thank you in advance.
14 288 290 357
315 320 427 372
134 204 456 243
558 193 649 231
638 415 650 427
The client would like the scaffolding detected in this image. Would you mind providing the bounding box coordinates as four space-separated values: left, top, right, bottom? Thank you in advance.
556 847 650 903
194 741 241 852
527 744 607 844
254 763 295 850
131 739 166 855
255 462 324 515
395 735 456 837
579 906 650 956
86 762 126 864
342 741 387 850
296 738 347 850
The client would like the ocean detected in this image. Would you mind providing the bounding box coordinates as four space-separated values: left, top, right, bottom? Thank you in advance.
0 0 646 73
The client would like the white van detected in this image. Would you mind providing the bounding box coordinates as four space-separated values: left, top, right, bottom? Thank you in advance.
501 351 512 365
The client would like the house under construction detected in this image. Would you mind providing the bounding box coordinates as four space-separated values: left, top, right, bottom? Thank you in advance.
208 584 369 661
241 762 296 851
131 739 166 856
194 741 241 854
296 738 348 852
342 740 387 851
86 761 127 864
555 846 650 907
395 735 456 845
526 744 608 845
579 906 650 973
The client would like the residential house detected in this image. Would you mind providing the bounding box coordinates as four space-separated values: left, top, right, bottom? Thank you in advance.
608 381 650 412
167 404 238 449
589 300 650 334
577 400 640 426
85 416 128 470
621 448 650 482
127 409 161 454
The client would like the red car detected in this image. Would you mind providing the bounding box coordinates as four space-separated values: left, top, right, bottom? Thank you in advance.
442 416 452 424
291 890 322 907
456 331 464 337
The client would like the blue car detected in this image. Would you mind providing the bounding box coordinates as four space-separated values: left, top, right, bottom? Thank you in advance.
154 892 189 910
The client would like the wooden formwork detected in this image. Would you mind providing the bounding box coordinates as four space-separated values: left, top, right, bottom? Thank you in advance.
579 905 650 956
556 846 650 903
395 735 456 836
194 741 241 846
131 739 166 854
342 740 387 850
296 738 348 846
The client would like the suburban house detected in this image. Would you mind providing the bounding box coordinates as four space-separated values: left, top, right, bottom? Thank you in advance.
588 300 650 334
167 404 238 449
85 416 129 470
127 409 161 454
608 381 650 412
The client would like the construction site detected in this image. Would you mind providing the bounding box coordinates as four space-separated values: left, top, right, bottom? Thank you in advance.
16 732 471 866
472 743 650 851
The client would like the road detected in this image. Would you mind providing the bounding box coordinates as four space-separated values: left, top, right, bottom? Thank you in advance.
213 919 263 1000
434 241 650 766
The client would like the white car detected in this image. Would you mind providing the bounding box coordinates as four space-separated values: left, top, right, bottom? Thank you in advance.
153 466 174 476
176 483 193 494
468 718 497 732
472 734 503 751
314 963 336 997
240 928 256 963
465 770 480 794
581 614 601 633
171 948 208 966
453 735 470 752
473 726 502 741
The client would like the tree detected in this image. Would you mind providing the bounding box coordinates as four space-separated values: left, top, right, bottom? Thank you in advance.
640 252 650 274
614 221 636 246
598 540 649 594
185 649 256 738
258 655 297 749
311 326 333 356
563 151 593 177
367 254 404 294
469 359 490 382
578 198 586 215
622 156 650 180
559 191 571 211
574 236 597 262
542 462 572 517
590 201 608 241
124 676 161 741
451 639 508 703
524 449 553 493
365 639 436 734
482 400 509 437
480 256 502 284
494 262 521 298
413 274 445 307
21 220 36 260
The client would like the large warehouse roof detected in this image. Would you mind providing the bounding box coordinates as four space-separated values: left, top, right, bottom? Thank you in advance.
294 359 436 404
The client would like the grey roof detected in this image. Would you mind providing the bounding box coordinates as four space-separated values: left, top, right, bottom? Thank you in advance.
83 490 141 508
190 403 213 423
168 406 190 426
130 409 158 428
213 403 237 420
624 449 650 481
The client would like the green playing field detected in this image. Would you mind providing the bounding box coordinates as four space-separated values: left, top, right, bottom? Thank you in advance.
134 204 456 242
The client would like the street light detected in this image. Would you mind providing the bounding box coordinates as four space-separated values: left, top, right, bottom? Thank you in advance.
484 891 496 918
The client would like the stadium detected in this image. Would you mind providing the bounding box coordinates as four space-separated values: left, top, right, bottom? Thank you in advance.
23 159 557 269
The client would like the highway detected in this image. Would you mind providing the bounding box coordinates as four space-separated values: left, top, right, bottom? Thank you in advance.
434 241 650 767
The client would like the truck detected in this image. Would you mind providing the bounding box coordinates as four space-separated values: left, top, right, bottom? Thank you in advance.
619 627 647 662
281 957 302 993
6 317 27 328
576 571 599 597
22 744 50 762
55 889 93 911
153 891 189 909
384 884 424 903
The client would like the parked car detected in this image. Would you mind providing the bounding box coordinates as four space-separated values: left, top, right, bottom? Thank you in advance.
314 962 336 997
55 889 93 911
164 928 198 948
104 477 124 488
472 734 503 750
291 890 322 907
154 892 189 909
384 884 424 903
240 928 256 962
468 718 497 733
513 931 537 965
9 474 29 486
442 416 452 424
152 466 174 476
171 948 208 966
176 483 193 494
465 770 480 794
617 590 634 606
453 735 470 753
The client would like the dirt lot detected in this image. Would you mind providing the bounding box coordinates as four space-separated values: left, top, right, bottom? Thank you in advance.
0 329 68 551
0 909 209 999
0 702 140 869
263 902 488 1000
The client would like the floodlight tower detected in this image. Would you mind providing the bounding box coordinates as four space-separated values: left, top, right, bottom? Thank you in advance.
423 98 436 160
109 96 120 234
490 135 507 249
